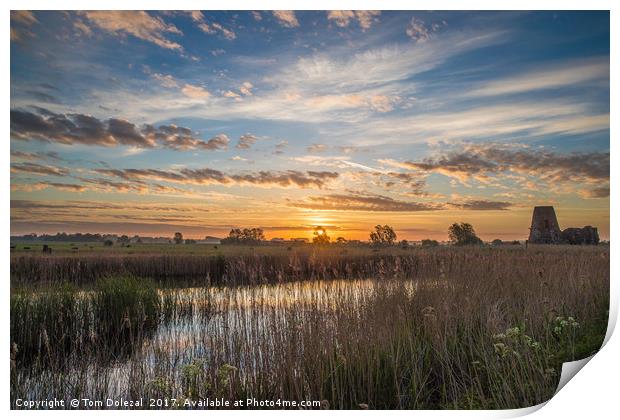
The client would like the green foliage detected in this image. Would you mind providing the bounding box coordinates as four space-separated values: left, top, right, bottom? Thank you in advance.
11 276 161 367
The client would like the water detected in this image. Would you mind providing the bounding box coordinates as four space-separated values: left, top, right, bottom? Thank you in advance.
13 278 418 403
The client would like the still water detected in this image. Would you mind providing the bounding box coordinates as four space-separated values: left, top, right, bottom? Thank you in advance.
14 278 419 402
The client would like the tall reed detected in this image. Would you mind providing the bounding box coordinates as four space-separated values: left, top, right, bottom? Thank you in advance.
10 246 609 409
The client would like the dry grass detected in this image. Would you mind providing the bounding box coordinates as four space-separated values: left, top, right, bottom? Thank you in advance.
10 245 609 409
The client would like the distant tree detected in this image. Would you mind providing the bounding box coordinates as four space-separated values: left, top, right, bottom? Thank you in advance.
448 223 483 246
399 239 409 249
174 232 184 244
117 235 130 246
511 240 521 245
185 239 196 244
421 239 439 247
336 237 347 244
221 227 265 244
491 239 503 246
312 226 330 244
369 225 397 246
104 239 114 246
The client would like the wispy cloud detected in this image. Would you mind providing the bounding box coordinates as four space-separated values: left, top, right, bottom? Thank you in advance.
467 57 609 97
191 11 236 40
10 162 69 177
95 167 340 189
272 11 299 28
326 11 380 30
77 11 183 50
290 193 444 212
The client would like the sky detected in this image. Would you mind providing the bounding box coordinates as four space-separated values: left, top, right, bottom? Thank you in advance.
10 10 610 240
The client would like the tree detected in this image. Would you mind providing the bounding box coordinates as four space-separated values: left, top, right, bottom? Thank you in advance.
103 239 114 247
221 227 265 244
336 237 347 244
491 239 503 246
369 225 397 246
421 239 439 247
174 232 184 244
312 226 330 244
117 235 130 246
399 239 409 249
448 223 482 246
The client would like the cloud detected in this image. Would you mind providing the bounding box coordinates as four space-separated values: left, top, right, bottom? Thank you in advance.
95 167 339 189
326 11 380 30
579 186 610 199
11 182 86 193
10 150 63 162
369 95 399 112
78 11 183 50
10 162 69 177
223 82 253 99
379 172 427 194
239 82 254 96
467 57 609 97
290 193 443 212
272 11 299 28
307 143 329 153
358 100 609 147
11 107 227 151
224 90 240 99
151 73 179 88
236 133 258 149
406 17 436 42
72 18 93 36
181 83 210 98
201 134 230 150
70 28 504 128
142 125 229 151
11 11 38 26
274 140 289 155
382 143 609 187
10 11 38 42
192 12 236 40
448 200 512 211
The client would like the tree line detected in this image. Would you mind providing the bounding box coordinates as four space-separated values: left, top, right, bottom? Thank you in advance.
13 222 496 247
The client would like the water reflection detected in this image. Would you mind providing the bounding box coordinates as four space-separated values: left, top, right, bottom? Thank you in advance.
15 278 418 402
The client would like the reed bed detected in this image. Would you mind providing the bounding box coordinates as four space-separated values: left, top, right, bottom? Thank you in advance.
9 245 608 287
10 246 609 409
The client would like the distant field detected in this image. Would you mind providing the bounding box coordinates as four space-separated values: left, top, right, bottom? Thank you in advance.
9 241 526 257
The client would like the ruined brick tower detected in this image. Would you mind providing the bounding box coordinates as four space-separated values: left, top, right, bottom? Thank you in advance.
528 206 562 244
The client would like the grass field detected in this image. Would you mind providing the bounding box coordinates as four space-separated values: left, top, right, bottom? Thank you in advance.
10 241 443 256
10 244 609 409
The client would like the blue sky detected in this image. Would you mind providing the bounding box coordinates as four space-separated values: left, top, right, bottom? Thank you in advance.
10 11 610 240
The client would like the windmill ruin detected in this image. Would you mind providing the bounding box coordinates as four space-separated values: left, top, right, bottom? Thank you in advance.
528 206 599 245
